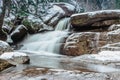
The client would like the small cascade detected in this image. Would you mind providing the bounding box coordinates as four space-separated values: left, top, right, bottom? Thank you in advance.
20 31 68 54
55 18 70 31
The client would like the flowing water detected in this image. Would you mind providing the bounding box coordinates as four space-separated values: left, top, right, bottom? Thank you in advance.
7 18 120 73
55 18 70 31
20 31 68 54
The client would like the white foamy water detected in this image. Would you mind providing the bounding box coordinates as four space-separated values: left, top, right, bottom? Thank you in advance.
55 18 70 31
20 31 68 54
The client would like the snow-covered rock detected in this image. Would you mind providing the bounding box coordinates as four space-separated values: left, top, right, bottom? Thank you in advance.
70 10 120 31
0 52 29 65
43 3 75 27
0 40 13 55
22 15 53 34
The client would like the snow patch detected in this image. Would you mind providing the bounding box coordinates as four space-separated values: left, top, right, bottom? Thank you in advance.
87 51 120 61
4 13 15 22
71 10 120 17
52 5 65 14
64 3 75 11
0 52 27 60
28 14 42 23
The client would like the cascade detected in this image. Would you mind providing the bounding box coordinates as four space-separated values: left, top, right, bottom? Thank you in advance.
20 18 70 54
20 31 68 54
55 18 70 31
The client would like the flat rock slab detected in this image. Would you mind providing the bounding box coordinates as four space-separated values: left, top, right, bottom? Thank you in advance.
1 67 120 80
71 10 120 30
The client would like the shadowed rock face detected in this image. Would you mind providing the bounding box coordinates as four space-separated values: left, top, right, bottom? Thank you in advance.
10 25 28 43
70 10 120 31
0 30 7 41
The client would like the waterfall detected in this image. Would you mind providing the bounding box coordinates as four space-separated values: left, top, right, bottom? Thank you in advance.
19 18 70 55
55 18 70 31
20 31 68 54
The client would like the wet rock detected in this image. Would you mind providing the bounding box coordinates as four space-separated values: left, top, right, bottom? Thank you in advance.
63 32 100 56
10 25 28 43
0 67 114 80
0 52 30 65
71 10 120 31
0 59 13 72
0 40 13 55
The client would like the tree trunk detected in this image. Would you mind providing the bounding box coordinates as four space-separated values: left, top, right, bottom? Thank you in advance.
0 0 7 30
0 0 8 41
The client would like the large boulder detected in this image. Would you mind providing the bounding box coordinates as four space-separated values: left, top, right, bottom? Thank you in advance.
63 24 120 56
70 10 120 31
63 32 100 56
0 52 30 65
10 25 28 43
43 3 75 27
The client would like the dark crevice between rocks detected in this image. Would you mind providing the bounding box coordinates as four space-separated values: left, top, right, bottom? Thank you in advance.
72 25 109 32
